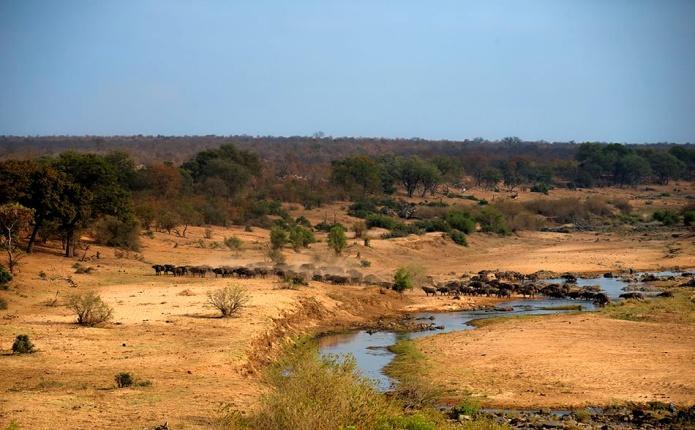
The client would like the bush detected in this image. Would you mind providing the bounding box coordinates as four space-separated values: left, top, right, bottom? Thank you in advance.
204 227 213 239
414 218 451 234
224 235 243 251
66 291 114 326
270 226 288 249
207 285 249 317
366 213 400 230
475 206 510 235
360 259 371 267
393 267 414 294
115 372 134 388
328 225 347 255
288 225 316 251
684 211 695 226
0 265 12 285
12 334 34 354
266 247 286 265
353 221 367 238
94 215 141 251
221 339 395 430
295 215 312 228
611 198 633 214
530 182 552 194
445 210 475 234
450 397 481 417
652 209 680 226
449 230 467 246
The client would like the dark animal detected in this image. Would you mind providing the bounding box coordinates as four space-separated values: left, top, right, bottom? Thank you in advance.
657 290 674 298
163 264 176 275
436 286 449 296
422 286 437 296
174 266 188 276
619 292 644 300
152 264 165 275
592 292 610 306
253 267 270 278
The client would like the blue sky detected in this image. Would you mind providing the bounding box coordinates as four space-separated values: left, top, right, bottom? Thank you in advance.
1 0 693 142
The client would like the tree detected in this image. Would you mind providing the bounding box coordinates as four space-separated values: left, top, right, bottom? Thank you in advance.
66 291 114 326
270 225 288 249
182 144 261 199
330 156 382 197
419 162 442 197
395 156 424 197
481 168 501 190
393 267 414 294
52 152 133 257
645 151 685 185
0 203 34 273
614 154 651 186
327 225 347 255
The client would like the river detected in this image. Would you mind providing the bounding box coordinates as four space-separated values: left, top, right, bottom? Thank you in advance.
318 270 687 391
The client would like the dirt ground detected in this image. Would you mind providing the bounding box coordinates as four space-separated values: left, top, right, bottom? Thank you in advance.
418 313 695 408
1 184 694 429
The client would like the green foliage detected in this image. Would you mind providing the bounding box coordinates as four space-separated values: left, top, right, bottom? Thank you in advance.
0 265 11 285
181 144 261 199
331 156 383 197
328 225 347 255
12 334 34 354
449 230 468 246
530 182 552 194
114 372 134 388
366 213 400 230
445 210 475 234
683 211 695 226
450 397 481 417
224 235 243 251
393 268 414 294
288 225 316 251
220 339 396 430
270 226 288 249
93 215 141 250
652 209 680 226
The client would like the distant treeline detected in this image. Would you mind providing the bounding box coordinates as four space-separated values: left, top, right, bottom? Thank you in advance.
0 136 693 258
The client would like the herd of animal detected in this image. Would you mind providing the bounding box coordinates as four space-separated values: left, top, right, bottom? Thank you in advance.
152 265 685 305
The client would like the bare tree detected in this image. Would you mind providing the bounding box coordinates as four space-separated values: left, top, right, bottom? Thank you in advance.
0 203 34 273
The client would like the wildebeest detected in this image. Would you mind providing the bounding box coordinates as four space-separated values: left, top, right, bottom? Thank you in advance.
657 290 673 298
174 266 189 276
163 264 176 275
592 292 610 306
152 264 165 275
422 286 437 296
619 292 644 300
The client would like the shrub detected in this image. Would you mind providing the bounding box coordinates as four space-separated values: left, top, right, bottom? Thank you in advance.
445 210 475 234
352 221 367 238
224 236 243 251
270 226 288 249
360 259 371 267
288 225 316 250
414 218 451 234
0 297 7 310
652 209 680 226
366 213 400 230
584 196 612 217
295 215 312 228
224 339 395 430
66 291 114 326
393 267 414 294
94 215 141 251
0 265 12 285
114 372 134 388
266 247 286 265
449 230 467 246
207 286 249 317
12 334 34 354
684 211 695 226
204 227 213 239
475 206 510 235
328 225 347 255
450 397 481 417
530 182 552 194
611 198 633 214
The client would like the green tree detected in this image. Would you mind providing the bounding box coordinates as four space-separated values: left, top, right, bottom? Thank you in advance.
330 156 382 197
393 267 414 294
327 225 347 255
182 144 261 199
270 225 288 249
646 151 685 185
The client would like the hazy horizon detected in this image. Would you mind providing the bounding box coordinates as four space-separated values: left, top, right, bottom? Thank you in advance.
1 0 694 143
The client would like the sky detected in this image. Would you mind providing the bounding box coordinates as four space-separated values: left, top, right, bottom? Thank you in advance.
0 0 694 142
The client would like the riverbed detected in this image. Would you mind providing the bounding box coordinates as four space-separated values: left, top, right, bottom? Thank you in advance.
318 271 687 391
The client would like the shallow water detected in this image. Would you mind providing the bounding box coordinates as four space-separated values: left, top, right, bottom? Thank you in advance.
318 271 688 391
